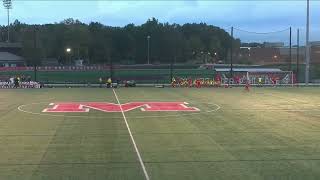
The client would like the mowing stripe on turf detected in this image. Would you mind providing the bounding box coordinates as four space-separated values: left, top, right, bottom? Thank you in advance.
112 88 151 180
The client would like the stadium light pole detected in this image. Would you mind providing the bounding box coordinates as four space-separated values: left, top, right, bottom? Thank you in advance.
170 57 173 83
201 51 204 63
110 58 113 81
305 0 310 85
66 48 72 65
289 27 292 71
33 26 38 82
3 0 12 42
297 29 300 83
214 52 218 63
147 35 150 64
230 27 234 85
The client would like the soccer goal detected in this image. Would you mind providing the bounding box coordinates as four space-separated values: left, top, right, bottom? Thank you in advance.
247 71 295 86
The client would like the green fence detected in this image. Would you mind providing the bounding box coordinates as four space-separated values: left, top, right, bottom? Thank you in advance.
0 65 216 84
1 64 319 84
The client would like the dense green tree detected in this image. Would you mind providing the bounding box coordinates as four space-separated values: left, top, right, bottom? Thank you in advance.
2 18 238 65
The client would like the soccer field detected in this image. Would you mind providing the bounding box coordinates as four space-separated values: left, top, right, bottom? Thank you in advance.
1 87 320 180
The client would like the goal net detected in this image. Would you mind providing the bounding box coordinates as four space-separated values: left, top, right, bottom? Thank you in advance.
247 71 295 86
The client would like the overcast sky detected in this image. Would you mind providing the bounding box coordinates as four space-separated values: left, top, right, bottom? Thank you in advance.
0 0 319 43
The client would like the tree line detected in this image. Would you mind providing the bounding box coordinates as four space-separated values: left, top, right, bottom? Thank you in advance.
1 18 241 66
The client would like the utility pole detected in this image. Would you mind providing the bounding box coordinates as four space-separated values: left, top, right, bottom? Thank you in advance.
170 58 173 84
305 0 310 85
289 27 292 71
110 58 113 81
230 27 234 85
77 47 80 60
147 35 150 64
297 29 300 83
33 27 37 81
3 0 12 42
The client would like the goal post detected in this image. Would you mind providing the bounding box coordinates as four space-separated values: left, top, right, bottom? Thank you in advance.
247 71 295 86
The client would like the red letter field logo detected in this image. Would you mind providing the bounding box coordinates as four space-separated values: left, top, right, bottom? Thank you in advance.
42 102 200 113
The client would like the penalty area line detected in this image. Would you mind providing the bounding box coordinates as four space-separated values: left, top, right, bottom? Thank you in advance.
112 88 151 180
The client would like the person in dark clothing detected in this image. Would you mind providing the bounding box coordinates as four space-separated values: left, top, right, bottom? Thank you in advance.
106 78 112 88
14 77 19 88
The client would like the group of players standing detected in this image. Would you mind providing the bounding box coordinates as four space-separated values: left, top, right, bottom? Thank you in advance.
171 77 222 88
171 76 250 91
0 75 41 88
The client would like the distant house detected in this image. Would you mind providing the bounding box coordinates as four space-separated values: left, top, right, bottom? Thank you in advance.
310 41 320 46
0 42 22 55
0 52 25 67
263 42 285 48
239 42 320 65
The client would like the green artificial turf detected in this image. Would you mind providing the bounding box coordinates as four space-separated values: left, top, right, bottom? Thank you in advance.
0 87 320 180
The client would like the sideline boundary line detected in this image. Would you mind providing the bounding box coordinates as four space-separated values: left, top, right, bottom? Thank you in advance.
112 88 151 180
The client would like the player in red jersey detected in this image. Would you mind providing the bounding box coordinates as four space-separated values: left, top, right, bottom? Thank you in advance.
245 80 250 92
188 78 193 88
195 79 201 88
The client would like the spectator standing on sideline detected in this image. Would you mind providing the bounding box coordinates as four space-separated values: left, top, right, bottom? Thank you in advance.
107 77 112 88
99 77 103 88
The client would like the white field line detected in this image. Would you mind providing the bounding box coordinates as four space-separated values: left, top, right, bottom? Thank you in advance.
112 88 151 180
